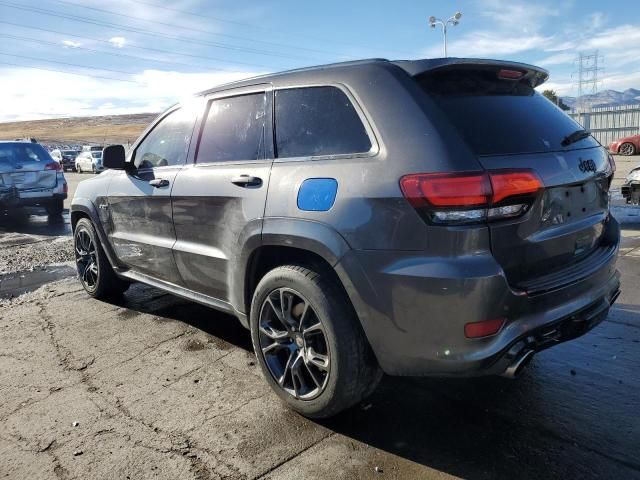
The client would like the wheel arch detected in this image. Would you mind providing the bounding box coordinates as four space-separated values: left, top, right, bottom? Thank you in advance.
70 200 121 269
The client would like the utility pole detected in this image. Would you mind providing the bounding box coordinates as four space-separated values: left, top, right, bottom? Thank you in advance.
428 12 462 57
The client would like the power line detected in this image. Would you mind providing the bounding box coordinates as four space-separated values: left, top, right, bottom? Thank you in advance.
0 2 319 62
0 33 229 72
0 52 138 77
0 21 275 71
48 0 349 60
0 60 139 83
130 0 415 57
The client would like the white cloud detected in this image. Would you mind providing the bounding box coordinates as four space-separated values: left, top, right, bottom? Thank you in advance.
62 40 82 49
537 52 575 67
0 67 264 122
109 36 127 48
424 32 552 58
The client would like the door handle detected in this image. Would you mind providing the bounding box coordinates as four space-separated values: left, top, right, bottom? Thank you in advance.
149 178 170 188
231 175 262 187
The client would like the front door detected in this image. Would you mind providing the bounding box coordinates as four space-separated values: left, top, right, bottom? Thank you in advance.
106 106 198 284
171 86 273 304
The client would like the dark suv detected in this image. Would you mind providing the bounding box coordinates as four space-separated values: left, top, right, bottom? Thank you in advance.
71 58 620 418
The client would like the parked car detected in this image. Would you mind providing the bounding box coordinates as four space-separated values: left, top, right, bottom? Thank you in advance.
49 148 63 163
609 134 640 156
60 150 80 172
621 166 640 204
75 151 103 173
0 141 67 215
71 58 620 418
82 145 104 153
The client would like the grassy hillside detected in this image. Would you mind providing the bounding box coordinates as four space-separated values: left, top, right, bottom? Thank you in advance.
0 113 158 145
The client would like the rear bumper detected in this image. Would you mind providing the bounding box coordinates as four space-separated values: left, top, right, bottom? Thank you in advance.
336 220 621 377
0 187 66 208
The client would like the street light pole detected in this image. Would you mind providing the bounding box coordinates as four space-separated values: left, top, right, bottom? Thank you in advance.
429 12 462 57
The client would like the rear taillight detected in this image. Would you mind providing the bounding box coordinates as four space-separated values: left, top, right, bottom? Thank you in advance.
607 154 616 175
400 169 543 225
45 162 62 172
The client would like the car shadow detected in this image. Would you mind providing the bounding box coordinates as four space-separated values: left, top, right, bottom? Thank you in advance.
106 283 637 480
0 208 71 236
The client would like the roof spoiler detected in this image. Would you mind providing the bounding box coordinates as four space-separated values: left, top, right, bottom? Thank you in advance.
393 58 549 88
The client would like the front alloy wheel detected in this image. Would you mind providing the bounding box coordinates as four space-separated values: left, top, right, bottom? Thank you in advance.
258 288 330 400
620 142 636 156
75 227 98 291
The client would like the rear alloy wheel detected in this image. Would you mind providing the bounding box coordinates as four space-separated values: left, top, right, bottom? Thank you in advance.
45 199 64 216
620 142 636 156
250 265 381 418
74 218 129 298
258 287 330 400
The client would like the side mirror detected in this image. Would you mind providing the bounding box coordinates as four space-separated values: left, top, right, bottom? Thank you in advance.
102 145 129 170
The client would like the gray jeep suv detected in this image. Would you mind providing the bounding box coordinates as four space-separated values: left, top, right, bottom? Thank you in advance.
71 58 620 418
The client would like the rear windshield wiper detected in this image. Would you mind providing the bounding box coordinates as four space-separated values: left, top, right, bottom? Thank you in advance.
561 129 591 147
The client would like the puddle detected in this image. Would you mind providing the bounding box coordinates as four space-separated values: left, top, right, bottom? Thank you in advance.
0 263 76 299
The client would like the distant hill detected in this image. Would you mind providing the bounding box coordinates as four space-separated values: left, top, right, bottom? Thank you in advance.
0 113 158 146
563 88 640 109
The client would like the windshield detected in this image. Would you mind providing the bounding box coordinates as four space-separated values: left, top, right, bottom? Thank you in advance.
417 68 599 156
0 143 52 166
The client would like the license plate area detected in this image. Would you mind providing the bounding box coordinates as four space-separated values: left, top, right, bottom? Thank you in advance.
540 180 608 228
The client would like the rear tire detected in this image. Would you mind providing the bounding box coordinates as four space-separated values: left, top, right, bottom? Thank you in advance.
45 199 64 216
92 164 97 174
250 265 381 418
620 142 636 156
74 218 129 299
76 164 82 173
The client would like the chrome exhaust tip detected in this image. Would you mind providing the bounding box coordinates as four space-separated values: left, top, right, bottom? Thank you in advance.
501 350 534 379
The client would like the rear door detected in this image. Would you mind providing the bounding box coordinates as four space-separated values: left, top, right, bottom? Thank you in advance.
106 106 197 284
171 85 272 302
416 66 614 288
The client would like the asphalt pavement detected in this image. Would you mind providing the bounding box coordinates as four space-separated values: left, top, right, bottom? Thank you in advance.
1 163 639 479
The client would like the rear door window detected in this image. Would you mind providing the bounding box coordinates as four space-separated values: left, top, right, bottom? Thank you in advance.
274 86 372 158
417 68 599 155
197 92 267 163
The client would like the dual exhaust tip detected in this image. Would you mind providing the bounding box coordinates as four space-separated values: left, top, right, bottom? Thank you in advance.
501 349 535 379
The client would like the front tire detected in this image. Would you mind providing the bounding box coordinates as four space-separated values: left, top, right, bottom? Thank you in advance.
620 142 636 156
74 218 129 299
76 164 82 173
250 265 381 418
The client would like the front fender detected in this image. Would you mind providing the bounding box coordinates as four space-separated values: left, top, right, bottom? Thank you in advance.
71 197 121 269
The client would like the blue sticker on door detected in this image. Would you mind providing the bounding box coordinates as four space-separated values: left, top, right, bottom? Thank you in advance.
297 178 338 211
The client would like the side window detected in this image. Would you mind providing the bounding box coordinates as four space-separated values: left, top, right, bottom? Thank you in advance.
133 108 195 169
274 86 371 158
197 92 266 163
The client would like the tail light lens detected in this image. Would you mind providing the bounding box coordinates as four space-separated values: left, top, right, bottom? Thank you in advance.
400 169 543 225
45 161 62 172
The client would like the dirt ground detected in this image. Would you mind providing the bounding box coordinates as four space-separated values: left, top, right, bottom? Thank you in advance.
1 158 640 479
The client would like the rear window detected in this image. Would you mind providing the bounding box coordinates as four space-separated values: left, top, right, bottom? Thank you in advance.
0 143 51 166
274 86 372 158
417 69 599 155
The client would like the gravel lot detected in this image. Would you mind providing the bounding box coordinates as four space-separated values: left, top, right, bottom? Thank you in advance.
1 166 640 479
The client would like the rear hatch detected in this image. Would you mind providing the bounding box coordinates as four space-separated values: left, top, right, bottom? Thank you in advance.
0 143 58 190
407 60 616 290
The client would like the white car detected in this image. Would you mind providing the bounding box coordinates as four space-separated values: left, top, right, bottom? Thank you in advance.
75 151 104 174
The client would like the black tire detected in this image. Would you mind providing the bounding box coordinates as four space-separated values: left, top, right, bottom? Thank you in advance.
250 265 381 418
76 164 82 173
74 218 129 299
92 164 97 174
620 142 636 156
45 199 64 216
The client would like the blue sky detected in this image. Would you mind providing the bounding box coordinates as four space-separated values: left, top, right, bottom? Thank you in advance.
1 0 639 121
